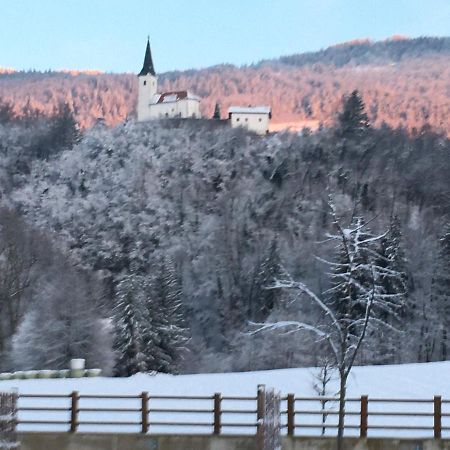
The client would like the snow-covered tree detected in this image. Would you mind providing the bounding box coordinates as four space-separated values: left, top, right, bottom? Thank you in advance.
113 258 189 375
113 274 147 376
369 216 408 362
312 356 336 436
144 257 189 373
11 256 112 372
432 224 450 360
250 202 406 450
248 239 283 321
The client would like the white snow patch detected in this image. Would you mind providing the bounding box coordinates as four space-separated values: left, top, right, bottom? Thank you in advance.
1 362 449 438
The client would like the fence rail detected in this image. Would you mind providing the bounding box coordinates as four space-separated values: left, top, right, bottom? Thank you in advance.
14 390 450 438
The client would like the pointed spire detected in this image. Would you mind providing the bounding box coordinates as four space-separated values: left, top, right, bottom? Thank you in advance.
139 37 156 76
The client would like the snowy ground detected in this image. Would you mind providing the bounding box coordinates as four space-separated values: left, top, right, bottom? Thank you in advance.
1 361 449 438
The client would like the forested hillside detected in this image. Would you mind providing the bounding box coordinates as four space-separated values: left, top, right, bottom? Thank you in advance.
0 94 448 374
0 37 449 133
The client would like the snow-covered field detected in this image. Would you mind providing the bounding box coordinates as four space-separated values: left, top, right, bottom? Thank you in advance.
1 361 449 438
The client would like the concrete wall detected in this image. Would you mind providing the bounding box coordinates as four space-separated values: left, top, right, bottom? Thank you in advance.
17 434 450 450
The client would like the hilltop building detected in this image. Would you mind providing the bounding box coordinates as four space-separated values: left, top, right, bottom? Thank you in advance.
137 39 201 122
228 106 271 135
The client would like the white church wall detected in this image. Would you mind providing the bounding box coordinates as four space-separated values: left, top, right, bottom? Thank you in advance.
146 99 201 120
137 74 157 122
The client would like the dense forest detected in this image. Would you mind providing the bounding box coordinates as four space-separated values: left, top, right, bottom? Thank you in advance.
0 91 448 375
0 36 449 133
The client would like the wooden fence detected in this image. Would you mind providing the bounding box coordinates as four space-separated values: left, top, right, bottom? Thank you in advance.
14 391 450 438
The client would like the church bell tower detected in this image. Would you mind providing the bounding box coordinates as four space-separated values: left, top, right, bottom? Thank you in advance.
137 38 157 122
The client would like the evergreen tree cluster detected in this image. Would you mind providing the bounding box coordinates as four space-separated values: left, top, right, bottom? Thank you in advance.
114 259 189 376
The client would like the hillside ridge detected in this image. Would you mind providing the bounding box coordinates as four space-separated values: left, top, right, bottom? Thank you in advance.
0 36 449 133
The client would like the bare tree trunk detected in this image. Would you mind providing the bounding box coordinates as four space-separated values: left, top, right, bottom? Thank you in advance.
337 370 346 450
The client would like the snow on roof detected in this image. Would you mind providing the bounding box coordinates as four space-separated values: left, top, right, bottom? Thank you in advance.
228 106 271 115
154 91 200 104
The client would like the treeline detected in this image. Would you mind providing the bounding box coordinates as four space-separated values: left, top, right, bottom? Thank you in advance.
0 93 448 375
0 37 449 133
273 36 450 68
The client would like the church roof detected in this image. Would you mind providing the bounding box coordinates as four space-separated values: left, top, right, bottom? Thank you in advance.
154 91 200 104
139 38 156 76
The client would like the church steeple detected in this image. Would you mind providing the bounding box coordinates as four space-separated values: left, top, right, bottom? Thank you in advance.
139 38 156 76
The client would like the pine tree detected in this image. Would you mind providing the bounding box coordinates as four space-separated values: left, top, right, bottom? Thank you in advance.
379 216 408 313
372 216 408 362
212 102 221 120
0 98 15 123
432 224 450 360
139 277 161 372
250 239 283 321
45 102 81 157
147 257 189 373
337 90 370 137
113 275 147 376
128 258 190 374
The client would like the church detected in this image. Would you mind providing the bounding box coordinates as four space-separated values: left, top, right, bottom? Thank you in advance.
137 39 201 122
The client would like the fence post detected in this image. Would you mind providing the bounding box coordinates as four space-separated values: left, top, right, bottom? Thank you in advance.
141 392 149 434
213 393 222 435
256 384 266 449
287 394 295 436
360 395 368 438
70 391 79 433
434 396 442 439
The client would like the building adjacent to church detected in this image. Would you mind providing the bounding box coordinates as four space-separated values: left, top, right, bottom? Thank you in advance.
137 39 201 122
228 106 271 135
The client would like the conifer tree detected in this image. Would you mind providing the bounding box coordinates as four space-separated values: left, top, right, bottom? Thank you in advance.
113 275 147 376
372 216 408 362
250 239 283 321
212 102 221 120
147 257 189 373
337 90 370 137
50 102 80 150
379 216 408 312
432 224 450 360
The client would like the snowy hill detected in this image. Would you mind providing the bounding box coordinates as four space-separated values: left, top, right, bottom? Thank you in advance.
1 362 449 437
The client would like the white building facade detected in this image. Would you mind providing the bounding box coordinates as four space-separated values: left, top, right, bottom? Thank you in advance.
137 39 201 122
228 106 271 135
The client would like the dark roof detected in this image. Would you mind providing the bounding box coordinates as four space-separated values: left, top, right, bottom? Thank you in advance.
154 91 200 103
139 39 156 76
156 91 188 103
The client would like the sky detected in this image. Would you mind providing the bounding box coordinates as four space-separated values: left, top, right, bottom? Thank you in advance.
1 0 449 73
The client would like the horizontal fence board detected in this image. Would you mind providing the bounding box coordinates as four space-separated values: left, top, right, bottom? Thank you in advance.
149 408 214 413
78 421 141 426
78 407 141 413
149 421 214 426
78 394 138 399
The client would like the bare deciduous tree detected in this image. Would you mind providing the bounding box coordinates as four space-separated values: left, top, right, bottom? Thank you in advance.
250 202 405 450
